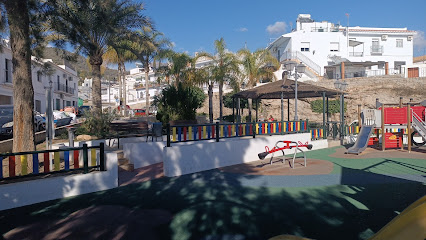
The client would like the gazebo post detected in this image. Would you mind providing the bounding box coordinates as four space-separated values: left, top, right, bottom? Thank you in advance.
322 92 326 136
326 96 329 137
287 99 290 121
237 97 241 123
281 90 284 122
255 98 258 122
232 96 235 123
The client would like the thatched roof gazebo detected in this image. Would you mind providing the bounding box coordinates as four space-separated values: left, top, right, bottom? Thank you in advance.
231 78 346 128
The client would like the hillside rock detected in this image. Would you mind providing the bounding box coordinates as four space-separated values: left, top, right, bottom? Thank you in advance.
198 76 426 124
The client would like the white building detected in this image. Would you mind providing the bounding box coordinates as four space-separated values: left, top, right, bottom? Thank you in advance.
267 14 416 81
0 42 78 113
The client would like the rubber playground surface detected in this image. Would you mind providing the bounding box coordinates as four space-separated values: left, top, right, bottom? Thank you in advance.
1 146 425 240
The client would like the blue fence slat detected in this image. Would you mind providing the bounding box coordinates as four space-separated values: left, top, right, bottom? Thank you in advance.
207 125 211 139
32 153 39 174
193 126 197 140
64 151 70 170
178 127 182 142
236 124 239 137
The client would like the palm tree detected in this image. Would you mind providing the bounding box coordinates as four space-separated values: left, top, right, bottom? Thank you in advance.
237 48 280 121
125 28 171 114
1 0 36 156
47 0 148 112
212 38 240 121
104 42 137 113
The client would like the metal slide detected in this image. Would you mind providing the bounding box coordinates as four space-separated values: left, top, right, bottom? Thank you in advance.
346 125 375 155
412 112 426 140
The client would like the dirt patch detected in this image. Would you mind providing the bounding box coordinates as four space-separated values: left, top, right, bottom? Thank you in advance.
330 146 426 159
219 158 334 176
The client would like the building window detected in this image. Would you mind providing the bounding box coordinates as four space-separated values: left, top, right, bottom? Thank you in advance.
330 42 339 52
5 59 11 83
301 42 310 52
55 99 61 110
35 100 41 113
37 71 42 82
396 39 403 48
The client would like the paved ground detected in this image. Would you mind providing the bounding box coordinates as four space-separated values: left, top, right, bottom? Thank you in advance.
1 146 425 240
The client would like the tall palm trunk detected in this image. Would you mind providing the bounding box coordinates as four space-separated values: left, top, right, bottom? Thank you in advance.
145 60 150 114
89 55 103 113
122 64 128 116
208 83 213 123
118 62 123 109
219 82 223 121
6 0 35 167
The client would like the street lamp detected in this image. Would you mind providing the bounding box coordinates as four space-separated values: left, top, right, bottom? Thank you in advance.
284 62 306 121
334 79 348 145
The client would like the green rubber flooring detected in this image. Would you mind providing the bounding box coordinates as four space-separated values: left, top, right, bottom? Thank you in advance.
1 146 425 240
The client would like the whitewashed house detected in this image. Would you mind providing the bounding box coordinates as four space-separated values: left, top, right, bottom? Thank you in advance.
0 42 78 113
267 14 416 81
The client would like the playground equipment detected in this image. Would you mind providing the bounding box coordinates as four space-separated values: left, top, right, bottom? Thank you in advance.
269 195 426 240
258 140 313 168
347 99 425 154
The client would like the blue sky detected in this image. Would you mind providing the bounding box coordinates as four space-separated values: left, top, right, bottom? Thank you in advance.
135 0 426 67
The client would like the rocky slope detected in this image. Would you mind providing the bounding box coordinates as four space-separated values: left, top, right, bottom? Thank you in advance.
198 76 426 124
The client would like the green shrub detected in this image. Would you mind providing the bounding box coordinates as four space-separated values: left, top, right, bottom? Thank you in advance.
310 99 346 114
76 109 118 138
153 83 206 125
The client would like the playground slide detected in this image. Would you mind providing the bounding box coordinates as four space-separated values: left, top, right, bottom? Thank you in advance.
346 125 375 155
269 196 426 240
369 195 426 240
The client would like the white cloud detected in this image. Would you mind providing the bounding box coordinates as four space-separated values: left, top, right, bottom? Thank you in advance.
236 27 248 32
266 21 287 35
170 42 176 47
414 30 426 49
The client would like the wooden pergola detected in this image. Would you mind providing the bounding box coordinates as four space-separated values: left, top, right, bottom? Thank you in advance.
232 78 346 128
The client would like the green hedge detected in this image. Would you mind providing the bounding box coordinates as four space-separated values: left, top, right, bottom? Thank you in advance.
310 99 346 114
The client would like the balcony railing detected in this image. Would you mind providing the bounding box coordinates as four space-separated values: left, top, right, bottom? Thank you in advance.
349 52 363 57
370 46 383 54
56 83 75 94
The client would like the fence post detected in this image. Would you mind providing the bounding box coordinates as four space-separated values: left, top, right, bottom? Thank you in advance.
215 122 219 142
99 143 106 171
166 123 171 147
83 144 88 174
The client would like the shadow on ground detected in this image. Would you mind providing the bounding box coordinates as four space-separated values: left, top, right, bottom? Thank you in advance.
1 147 425 240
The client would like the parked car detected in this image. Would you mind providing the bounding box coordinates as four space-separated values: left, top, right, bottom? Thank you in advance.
134 109 146 116
0 105 45 138
77 105 91 117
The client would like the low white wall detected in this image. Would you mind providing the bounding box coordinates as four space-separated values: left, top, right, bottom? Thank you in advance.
0 152 118 211
163 133 325 177
123 142 165 168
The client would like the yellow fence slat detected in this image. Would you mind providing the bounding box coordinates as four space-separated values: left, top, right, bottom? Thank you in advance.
54 152 60 171
91 149 96 166
21 155 28 175
172 127 177 141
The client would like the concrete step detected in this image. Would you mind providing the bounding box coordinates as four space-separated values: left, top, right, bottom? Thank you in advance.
119 163 134 172
117 151 125 159
118 158 130 166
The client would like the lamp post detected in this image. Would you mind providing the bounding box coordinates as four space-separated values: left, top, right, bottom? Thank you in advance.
334 79 348 145
284 62 306 121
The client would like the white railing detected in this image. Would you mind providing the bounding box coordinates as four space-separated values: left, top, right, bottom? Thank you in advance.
370 46 383 54
280 51 321 75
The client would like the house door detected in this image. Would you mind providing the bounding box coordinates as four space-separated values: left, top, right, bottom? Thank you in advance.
408 68 419 78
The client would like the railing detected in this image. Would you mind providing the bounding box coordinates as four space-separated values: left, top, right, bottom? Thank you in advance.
310 128 325 140
370 46 383 54
167 121 309 145
279 51 321 75
0 143 105 180
349 52 363 57
328 68 402 79
56 83 75 94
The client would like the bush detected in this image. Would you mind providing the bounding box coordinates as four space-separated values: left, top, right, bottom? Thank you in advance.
76 109 118 138
153 83 206 125
310 99 346 114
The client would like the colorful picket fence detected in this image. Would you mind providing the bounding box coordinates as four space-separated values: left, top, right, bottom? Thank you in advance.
169 121 308 144
0 143 105 180
345 125 360 135
310 128 325 140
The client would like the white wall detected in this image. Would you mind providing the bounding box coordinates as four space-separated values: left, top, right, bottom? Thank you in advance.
124 141 166 168
0 152 118 211
163 133 327 177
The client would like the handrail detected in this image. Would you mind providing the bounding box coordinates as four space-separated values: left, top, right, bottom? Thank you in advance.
279 51 321 75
